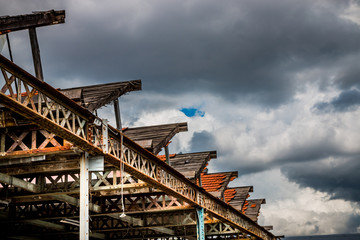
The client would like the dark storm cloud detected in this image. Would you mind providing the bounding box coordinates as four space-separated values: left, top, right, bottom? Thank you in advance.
282 156 360 202
2 0 360 107
314 89 360 112
189 130 216 153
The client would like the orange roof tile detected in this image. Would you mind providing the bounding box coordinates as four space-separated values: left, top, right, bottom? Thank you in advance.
242 200 249 213
157 154 176 162
200 173 227 192
224 188 236 203
200 172 238 193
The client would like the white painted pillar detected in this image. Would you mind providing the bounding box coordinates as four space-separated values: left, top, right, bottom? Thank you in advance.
79 152 89 240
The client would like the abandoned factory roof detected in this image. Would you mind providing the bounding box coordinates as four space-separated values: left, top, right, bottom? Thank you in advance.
0 9 278 239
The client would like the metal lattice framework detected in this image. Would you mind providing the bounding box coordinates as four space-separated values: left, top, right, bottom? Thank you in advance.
0 54 275 240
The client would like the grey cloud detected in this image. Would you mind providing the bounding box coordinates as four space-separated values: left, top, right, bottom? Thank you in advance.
314 89 360 112
189 130 216 153
2 0 360 107
213 131 343 176
212 153 270 175
282 156 360 202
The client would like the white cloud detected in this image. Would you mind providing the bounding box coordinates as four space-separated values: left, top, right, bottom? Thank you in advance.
341 0 360 26
233 168 360 236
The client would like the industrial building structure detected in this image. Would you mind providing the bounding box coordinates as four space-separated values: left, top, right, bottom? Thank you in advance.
0 10 282 240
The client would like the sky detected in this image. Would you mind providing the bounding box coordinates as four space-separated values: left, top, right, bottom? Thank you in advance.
1 0 360 236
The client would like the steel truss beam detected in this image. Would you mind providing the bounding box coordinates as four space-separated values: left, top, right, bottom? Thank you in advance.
0 55 275 240
1 211 246 240
0 170 153 202
2 193 191 220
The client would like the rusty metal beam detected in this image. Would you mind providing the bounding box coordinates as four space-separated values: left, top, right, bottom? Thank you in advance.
0 10 65 34
0 171 40 193
0 171 102 212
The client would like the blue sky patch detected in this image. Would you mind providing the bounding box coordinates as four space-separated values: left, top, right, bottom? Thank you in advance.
180 107 205 117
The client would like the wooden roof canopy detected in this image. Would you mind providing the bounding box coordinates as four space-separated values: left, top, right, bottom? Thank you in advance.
161 151 217 179
225 186 254 210
60 80 142 111
243 199 266 222
201 171 238 197
123 122 188 155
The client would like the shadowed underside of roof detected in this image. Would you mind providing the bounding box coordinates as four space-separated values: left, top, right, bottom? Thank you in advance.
60 80 141 111
123 122 188 155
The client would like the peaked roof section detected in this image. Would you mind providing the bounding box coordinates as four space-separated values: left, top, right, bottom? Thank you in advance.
201 171 238 197
158 151 216 179
224 186 253 210
123 122 188 155
60 80 141 111
243 199 266 222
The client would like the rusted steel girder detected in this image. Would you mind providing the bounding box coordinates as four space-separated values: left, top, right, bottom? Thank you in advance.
0 10 65 34
0 54 276 240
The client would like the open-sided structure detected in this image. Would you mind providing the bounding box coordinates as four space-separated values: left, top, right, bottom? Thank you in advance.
0 10 282 240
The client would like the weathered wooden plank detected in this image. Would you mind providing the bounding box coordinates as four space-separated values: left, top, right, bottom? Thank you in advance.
0 10 65 34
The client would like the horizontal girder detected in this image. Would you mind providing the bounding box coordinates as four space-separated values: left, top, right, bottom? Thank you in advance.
0 10 65 34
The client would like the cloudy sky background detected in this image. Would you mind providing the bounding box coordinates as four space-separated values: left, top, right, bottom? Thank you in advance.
1 0 360 236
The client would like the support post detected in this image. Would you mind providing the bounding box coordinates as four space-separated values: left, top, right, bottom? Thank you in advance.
164 145 170 165
6 34 14 62
198 173 202 187
79 152 89 240
113 98 122 131
102 120 108 153
28 27 44 81
196 208 205 240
